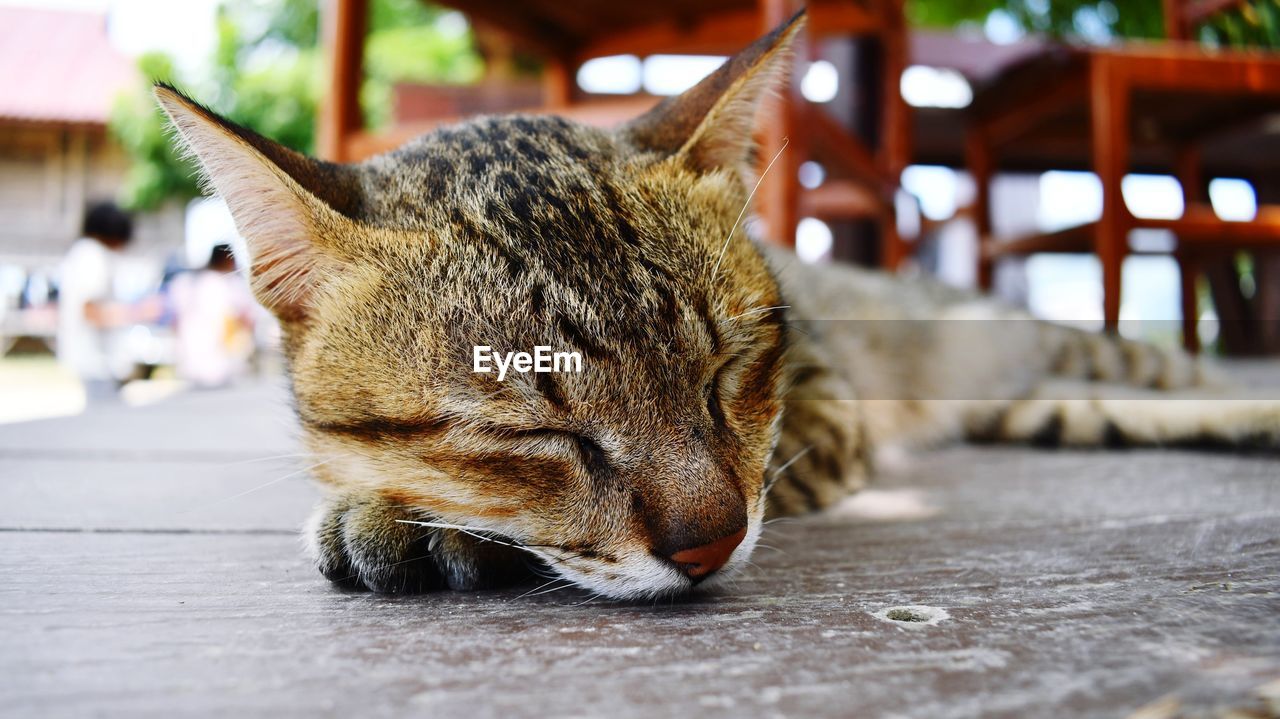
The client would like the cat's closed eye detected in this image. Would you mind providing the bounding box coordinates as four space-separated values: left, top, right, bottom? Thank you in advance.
493 426 609 474
706 373 728 430
573 434 609 474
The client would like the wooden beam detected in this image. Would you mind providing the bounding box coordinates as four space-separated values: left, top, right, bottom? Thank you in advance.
977 209 1280 259
809 0 882 36
429 0 577 58
318 0 367 162
342 96 661 160
806 106 884 189
573 0 881 63
1107 45 1280 94
799 181 885 220
1142 205 1280 246
575 9 763 62
981 72 1088 150
982 222 1096 259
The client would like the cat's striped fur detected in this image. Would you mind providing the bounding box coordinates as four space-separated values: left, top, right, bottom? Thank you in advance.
157 12 1277 600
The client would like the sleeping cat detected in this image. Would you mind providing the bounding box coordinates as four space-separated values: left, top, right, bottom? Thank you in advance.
157 12 1278 600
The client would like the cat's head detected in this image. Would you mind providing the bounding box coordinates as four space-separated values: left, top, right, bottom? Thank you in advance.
158 14 802 599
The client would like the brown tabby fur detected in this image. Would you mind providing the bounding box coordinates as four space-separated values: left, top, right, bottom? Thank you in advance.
157 12 1279 600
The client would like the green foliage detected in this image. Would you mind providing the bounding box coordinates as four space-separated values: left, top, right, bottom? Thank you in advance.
369 0 439 31
908 0 1279 45
109 53 203 210
907 0 1164 41
109 0 483 211
362 22 484 127
1201 0 1280 47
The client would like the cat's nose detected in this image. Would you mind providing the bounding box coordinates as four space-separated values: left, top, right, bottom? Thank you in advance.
668 527 747 581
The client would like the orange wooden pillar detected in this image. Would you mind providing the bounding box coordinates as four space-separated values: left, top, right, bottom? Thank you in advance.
877 0 910 269
319 0 368 162
1175 145 1204 352
542 57 574 110
1089 55 1130 333
756 0 804 248
966 125 995 290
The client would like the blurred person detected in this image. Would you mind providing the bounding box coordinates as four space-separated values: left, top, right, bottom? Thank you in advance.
168 244 256 388
56 202 153 401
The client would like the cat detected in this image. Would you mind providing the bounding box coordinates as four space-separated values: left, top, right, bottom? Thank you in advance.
156 11 1278 600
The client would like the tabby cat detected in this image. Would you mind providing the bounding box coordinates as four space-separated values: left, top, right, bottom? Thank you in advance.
157 12 1278 600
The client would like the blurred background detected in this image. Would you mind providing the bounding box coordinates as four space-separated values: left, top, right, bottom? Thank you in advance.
1 0 1278 423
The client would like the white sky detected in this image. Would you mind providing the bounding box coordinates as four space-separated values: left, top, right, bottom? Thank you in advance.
3 0 220 78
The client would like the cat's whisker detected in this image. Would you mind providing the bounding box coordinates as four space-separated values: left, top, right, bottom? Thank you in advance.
758 444 813 507
178 457 335 515
391 521 589 573
708 137 790 280
570 592 605 607
394 519 524 550
721 305 790 324
516 579 576 600
771 444 813 479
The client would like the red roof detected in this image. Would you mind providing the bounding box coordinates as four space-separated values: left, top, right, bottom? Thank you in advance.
0 7 135 126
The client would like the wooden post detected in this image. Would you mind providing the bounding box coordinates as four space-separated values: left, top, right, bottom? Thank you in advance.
878 0 910 269
1162 0 1188 41
756 0 803 248
318 0 368 163
542 57 574 110
966 125 995 290
1177 252 1201 353
1089 56 1130 333
1174 145 1204 352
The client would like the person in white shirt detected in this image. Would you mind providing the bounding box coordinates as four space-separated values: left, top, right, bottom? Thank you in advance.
56 203 136 402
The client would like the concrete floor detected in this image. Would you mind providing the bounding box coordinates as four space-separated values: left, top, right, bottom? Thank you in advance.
2 378 1278 718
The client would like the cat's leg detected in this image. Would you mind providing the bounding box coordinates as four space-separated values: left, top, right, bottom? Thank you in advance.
765 332 871 518
765 397 868 518
964 380 1280 450
964 325 1280 449
306 489 531 593
1042 323 1216 390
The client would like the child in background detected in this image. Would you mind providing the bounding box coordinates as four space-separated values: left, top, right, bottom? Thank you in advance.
169 244 256 388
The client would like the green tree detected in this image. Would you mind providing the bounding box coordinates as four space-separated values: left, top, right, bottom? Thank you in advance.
907 0 1279 45
111 0 483 211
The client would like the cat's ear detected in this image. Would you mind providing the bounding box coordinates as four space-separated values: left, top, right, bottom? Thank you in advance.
620 10 804 182
153 84 364 322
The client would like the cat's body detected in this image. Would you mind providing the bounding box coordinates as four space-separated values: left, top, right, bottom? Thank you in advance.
761 248 1280 515
157 12 1278 601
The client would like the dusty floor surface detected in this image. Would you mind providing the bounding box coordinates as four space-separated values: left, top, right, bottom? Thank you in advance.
1 378 1278 719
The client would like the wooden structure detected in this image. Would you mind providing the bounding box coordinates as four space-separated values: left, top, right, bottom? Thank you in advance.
0 7 136 264
967 1 1280 350
319 0 912 266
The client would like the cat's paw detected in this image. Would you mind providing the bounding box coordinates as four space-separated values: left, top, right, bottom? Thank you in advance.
307 491 532 594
